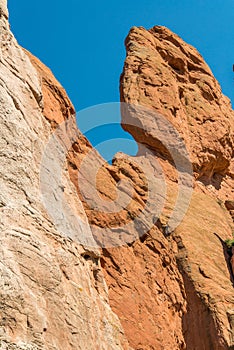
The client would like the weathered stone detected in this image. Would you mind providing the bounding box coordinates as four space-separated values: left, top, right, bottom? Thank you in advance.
0 2 131 349
0 0 8 19
1 1 234 349
101 26 234 349
120 26 234 184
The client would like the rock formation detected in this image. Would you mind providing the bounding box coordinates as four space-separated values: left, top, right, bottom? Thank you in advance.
1 1 234 350
103 26 234 350
0 1 130 349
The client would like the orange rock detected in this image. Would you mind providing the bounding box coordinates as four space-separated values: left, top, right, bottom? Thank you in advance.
120 26 234 183
2 0 234 347
17 24 234 350
103 26 234 349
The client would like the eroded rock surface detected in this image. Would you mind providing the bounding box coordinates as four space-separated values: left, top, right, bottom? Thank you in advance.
120 26 234 184
1 2 234 350
0 2 130 349
100 26 234 350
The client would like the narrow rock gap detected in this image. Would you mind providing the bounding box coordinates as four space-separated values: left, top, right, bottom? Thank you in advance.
213 232 234 287
179 269 228 349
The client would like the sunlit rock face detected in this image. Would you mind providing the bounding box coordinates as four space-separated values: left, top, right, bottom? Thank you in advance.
101 26 234 350
1 1 234 349
0 2 130 349
120 26 234 184
0 0 8 18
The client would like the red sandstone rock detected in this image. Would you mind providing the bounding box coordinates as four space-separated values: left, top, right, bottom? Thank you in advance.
1 1 234 349
120 26 234 184
102 26 234 349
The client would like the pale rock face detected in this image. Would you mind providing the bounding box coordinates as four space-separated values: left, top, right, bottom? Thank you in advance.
0 0 8 19
0 1 130 349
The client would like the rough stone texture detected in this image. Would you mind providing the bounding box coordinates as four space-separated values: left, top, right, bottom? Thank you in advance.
120 26 234 184
59 25 234 349
0 0 8 19
0 2 130 349
1 2 234 350
99 26 234 350
225 201 234 222
100 186 234 350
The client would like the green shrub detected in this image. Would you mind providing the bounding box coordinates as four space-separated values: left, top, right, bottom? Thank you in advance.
225 239 234 248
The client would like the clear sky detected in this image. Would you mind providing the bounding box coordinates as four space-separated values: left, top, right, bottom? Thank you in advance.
8 0 234 160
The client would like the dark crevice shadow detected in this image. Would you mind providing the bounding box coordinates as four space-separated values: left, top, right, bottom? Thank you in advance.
179 269 223 349
213 232 234 287
176 234 234 349
197 172 225 190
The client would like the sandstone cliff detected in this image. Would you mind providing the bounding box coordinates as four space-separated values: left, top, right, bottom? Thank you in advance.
1 1 234 350
0 1 130 349
102 26 234 350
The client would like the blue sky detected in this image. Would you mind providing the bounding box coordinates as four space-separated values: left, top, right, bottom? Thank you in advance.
8 0 234 160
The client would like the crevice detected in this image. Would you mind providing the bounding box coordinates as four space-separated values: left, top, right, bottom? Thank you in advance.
179 268 229 349
213 233 234 286
175 233 233 349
